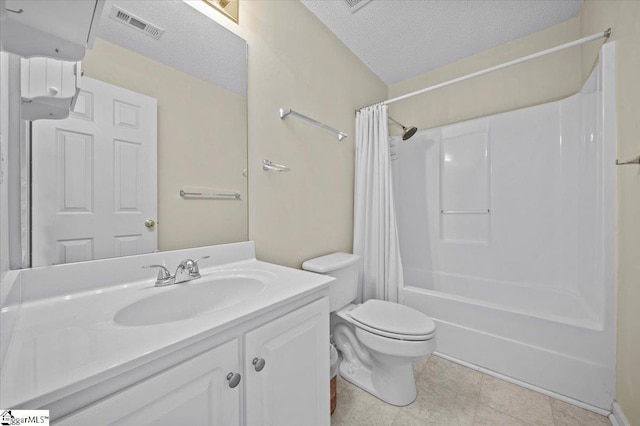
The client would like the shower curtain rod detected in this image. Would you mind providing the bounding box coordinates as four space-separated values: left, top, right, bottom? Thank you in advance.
357 28 611 112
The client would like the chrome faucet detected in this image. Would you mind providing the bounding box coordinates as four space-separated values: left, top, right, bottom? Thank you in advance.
143 256 210 287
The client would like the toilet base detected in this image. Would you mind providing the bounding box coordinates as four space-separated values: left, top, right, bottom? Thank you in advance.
338 351 419 406
331 306 436 406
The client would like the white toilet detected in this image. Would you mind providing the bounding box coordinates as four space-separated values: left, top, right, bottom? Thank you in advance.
302 252 436 406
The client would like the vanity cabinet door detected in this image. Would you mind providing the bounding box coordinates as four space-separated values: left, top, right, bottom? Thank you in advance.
55 340 241 426
244 297 330 426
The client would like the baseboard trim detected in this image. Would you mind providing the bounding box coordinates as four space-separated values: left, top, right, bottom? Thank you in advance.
609 402 630 426
433 351 611 417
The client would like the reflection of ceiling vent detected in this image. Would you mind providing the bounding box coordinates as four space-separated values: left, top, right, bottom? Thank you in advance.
343 0 372 14
109 6 164 40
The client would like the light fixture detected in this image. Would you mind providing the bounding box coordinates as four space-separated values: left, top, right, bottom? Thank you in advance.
202 0 239 23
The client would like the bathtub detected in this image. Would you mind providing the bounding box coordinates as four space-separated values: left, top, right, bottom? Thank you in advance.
393 43 616 411
401 283 613 410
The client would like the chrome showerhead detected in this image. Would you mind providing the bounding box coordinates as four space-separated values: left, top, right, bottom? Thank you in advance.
388 116 417 141
401 125 417 140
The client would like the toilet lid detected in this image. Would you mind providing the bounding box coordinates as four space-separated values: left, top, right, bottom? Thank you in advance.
348 300 436 340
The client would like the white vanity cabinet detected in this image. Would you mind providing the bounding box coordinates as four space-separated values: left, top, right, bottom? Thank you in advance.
54 297 329 426
245 297 329 426
56 339 242 426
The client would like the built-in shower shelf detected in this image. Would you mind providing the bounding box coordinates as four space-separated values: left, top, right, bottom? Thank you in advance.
440 209 490 214
615 155 640 165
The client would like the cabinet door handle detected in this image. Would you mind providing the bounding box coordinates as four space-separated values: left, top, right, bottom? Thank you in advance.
252 357 266 372
226 372 241 388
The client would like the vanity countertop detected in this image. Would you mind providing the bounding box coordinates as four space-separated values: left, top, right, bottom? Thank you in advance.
0 258 332 409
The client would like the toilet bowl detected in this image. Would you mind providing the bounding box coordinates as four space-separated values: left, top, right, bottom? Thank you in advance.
303 253 436 406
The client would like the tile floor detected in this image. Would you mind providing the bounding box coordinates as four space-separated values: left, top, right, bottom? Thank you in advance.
331 355 611 426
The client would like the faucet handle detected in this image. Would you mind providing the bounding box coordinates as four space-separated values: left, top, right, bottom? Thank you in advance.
143 264 173 286
190 256 211 277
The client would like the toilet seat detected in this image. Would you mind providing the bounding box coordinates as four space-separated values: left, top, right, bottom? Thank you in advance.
347 300 436 342
350 319 436 341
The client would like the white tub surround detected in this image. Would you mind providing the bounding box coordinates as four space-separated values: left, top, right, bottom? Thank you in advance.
0 270 21 364
393 43 616 410
0 241 332 424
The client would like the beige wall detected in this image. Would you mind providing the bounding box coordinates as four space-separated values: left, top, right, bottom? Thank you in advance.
204 1 387 268
388 18 582 132
581 2 640 423
83 39 248 251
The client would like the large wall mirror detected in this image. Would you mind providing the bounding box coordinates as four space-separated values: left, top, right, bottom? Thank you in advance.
3 1 247 268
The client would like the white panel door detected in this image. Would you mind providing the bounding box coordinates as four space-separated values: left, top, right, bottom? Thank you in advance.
56 340 241 426
32 77 157 266
245 298 330 426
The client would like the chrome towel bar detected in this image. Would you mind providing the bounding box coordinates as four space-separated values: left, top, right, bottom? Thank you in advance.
280 108 347 141
179 190 240 199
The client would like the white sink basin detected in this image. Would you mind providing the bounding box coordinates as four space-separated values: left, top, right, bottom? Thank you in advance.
114 272 269 326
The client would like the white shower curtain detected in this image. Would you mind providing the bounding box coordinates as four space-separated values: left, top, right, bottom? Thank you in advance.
353 104 404 303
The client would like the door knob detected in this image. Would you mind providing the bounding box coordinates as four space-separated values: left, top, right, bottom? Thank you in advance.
226 372 241 388
252 357 266 372
145 219 156 228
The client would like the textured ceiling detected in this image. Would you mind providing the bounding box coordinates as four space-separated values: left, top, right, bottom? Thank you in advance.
301 0 583 85
95 0 247 95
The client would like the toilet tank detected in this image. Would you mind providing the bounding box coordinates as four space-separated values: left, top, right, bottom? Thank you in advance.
302 253 360 312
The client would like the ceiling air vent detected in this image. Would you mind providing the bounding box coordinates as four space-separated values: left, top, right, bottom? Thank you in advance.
343 0 372 14
109 6 164 40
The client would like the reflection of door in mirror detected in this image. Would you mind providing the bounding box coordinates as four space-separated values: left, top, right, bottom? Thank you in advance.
31 77 158 267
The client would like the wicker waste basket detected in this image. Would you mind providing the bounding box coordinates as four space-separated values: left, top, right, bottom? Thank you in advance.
330 343 339 415
330 376 337 415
